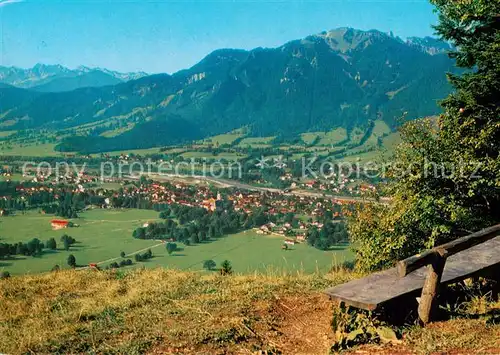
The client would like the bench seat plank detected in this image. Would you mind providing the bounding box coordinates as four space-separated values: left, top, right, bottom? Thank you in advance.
325 235 500 310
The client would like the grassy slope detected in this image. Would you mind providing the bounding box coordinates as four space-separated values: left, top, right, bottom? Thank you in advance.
238 136 276 147
0 120 397 160
202 133 243 146
364 120 392 147
99 123 136 138
301 128 348 146
336 124 401 163
0 269 498 354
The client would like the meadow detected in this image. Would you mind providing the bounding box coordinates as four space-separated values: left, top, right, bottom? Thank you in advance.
0 143 61 157
201 132 243 146
0 130 16 138
238 136 276 148
0 209 161 275
0 173 24 182
138 229 352 274
0 209 353 275
180 150 247 160
0 119 399 163
301 128 347 146
102 147 162 156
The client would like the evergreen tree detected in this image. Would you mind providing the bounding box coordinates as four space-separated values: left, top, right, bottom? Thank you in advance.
220 260 233 275
431 0 500 221
67 254 76 268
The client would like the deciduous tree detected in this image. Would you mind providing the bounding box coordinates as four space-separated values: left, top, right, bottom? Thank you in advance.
348 0 500 271
203 259 216 271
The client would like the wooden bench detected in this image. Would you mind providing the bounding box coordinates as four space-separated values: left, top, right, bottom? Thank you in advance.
325 225 500 324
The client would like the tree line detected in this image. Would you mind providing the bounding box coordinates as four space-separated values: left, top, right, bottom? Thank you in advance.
306 221 348 250
0 234 77 259
133 202 268 244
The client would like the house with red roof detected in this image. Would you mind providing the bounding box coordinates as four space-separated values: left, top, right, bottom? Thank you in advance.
51 219 69 230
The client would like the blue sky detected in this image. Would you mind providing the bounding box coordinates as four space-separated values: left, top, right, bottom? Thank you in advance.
0 0 438 74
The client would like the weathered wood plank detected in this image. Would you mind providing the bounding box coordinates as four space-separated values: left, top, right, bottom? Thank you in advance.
418 254 446 324
325 235 500 311
398 224 500 277
397 247 447 277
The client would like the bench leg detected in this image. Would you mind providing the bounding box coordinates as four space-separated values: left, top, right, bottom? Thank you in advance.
418 255 446 325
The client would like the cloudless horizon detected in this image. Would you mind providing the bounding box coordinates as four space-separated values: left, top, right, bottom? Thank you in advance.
1 0 439 74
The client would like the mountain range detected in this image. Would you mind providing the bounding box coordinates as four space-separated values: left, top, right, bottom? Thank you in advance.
0 28 457 153
0 64 148 92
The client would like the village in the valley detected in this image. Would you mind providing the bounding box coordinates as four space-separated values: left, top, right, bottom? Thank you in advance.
0 153 373 257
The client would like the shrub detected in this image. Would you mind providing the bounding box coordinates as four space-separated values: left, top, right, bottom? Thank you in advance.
203 259 216 271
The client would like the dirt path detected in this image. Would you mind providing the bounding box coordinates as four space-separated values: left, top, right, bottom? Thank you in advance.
77 241 165 270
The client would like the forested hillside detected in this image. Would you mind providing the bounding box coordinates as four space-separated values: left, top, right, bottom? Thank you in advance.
0 28 458 153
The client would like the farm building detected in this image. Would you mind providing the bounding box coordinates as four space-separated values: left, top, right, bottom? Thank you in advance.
51 219 69 230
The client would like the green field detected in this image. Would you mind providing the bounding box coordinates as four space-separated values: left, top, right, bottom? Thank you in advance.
0 139 169 158
138 230 352 274
238 136 276 147
0 143 61 157
363 120 391 147
99 123 136 138
0 209 161 275
290 153 307 161
0 173 25 182
349 127 366 145
201 133 243 146
301 128 347 146
181 151 247 160
336 149 386 163
0 209 353 275
382 131 402 149
101 147 163 156
0 130 16 138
